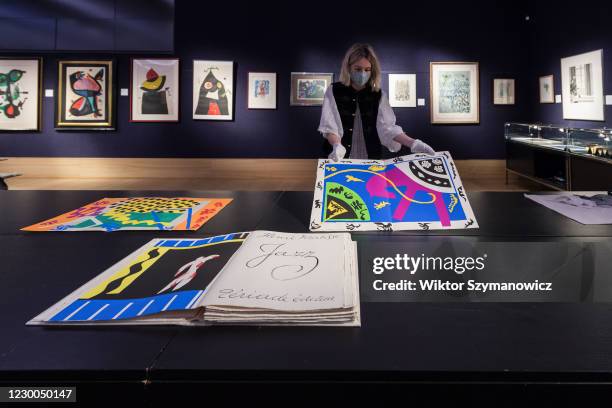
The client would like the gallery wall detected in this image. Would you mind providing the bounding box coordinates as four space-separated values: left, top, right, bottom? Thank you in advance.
0 0 174 51
1 1 534 159
526 1 612 129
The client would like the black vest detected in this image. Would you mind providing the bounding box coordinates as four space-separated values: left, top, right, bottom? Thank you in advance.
330 82 382 159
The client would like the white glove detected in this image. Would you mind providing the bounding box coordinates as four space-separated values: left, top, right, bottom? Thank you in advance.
410 139 435 155
328 143 347 161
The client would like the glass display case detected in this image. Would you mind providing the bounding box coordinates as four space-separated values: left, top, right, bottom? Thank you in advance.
567 127 612 160
505 122 612 190
504 123 568 151
504 122 537 140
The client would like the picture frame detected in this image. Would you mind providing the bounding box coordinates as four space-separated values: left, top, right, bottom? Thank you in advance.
0 57 43 132
388 73 416 108
290 72 333 106
130 58 180 122
55 60 115 130
430 62 479 124
539 75 554 104
247 72 277 110
561 49 605 121
193 60 234 121
492 78 515 105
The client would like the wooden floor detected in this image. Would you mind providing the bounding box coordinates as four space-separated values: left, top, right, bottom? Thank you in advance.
0 157 545 192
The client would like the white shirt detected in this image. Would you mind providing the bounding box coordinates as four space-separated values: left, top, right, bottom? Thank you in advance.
348 105 368 159
318 85 403 155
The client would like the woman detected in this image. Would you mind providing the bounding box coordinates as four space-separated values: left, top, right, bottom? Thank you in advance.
319 43 435 161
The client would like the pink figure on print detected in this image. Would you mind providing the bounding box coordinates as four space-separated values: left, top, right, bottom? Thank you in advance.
158 254 220 293
365 159 454 226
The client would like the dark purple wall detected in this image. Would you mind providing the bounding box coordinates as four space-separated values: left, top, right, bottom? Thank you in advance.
1 1 537 158
526 1 612 129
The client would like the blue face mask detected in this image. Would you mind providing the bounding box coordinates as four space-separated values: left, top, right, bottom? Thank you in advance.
350 70 371 86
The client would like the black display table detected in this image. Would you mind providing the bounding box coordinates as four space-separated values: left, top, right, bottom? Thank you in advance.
1 190 611 405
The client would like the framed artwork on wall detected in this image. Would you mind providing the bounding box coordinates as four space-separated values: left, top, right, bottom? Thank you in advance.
248 72 277 109
430 62 479 124
193 60 234 121
388 74 416 107
539 75 554 103
290 72 333 106
561 49 604 121
130 58 179 122
493 78 515 105
55 60 115 130
0 57 42 132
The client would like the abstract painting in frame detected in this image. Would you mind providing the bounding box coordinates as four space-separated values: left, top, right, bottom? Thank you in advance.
388 74 416 107
539 75 554 103
290 72 333 106
561 49 604 121
130 58 179 122
0 57 42 132
56 60 115 130
248 72 277 109
193 60 234 120
430 62 479 124
493 78 515 105
309 152 478 232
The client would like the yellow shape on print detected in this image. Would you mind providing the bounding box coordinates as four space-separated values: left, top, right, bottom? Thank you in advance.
448 194 458 213
326 166 337 172
327 200 348 218
345 175 364 182
82 247 170 298
104 208 161 226
368 165 386 172
374 201 391 210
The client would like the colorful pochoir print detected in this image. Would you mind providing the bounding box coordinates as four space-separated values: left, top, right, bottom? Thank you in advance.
36 233 248 323
22 197 233 232
309 152 478 231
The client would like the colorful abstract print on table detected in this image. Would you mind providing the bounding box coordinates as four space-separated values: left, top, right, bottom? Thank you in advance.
310 152 478 231
47 233 247 322
22 197 233 232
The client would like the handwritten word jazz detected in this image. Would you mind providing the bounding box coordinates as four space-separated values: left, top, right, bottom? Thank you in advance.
245 243 320 281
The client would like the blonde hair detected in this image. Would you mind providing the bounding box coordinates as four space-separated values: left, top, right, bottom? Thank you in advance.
339 43 382 92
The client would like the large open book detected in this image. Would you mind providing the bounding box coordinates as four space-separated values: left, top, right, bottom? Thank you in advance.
28 231 360 327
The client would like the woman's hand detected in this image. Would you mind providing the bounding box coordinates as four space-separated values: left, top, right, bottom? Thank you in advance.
326 133 346 161
393 133 436 155
410 139 435 155
329 143 347 161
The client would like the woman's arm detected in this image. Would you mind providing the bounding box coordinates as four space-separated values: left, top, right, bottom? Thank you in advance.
392 132 416 148
377 91 435 155
319 87 347 161
326 132 341 146
394 132 435 155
